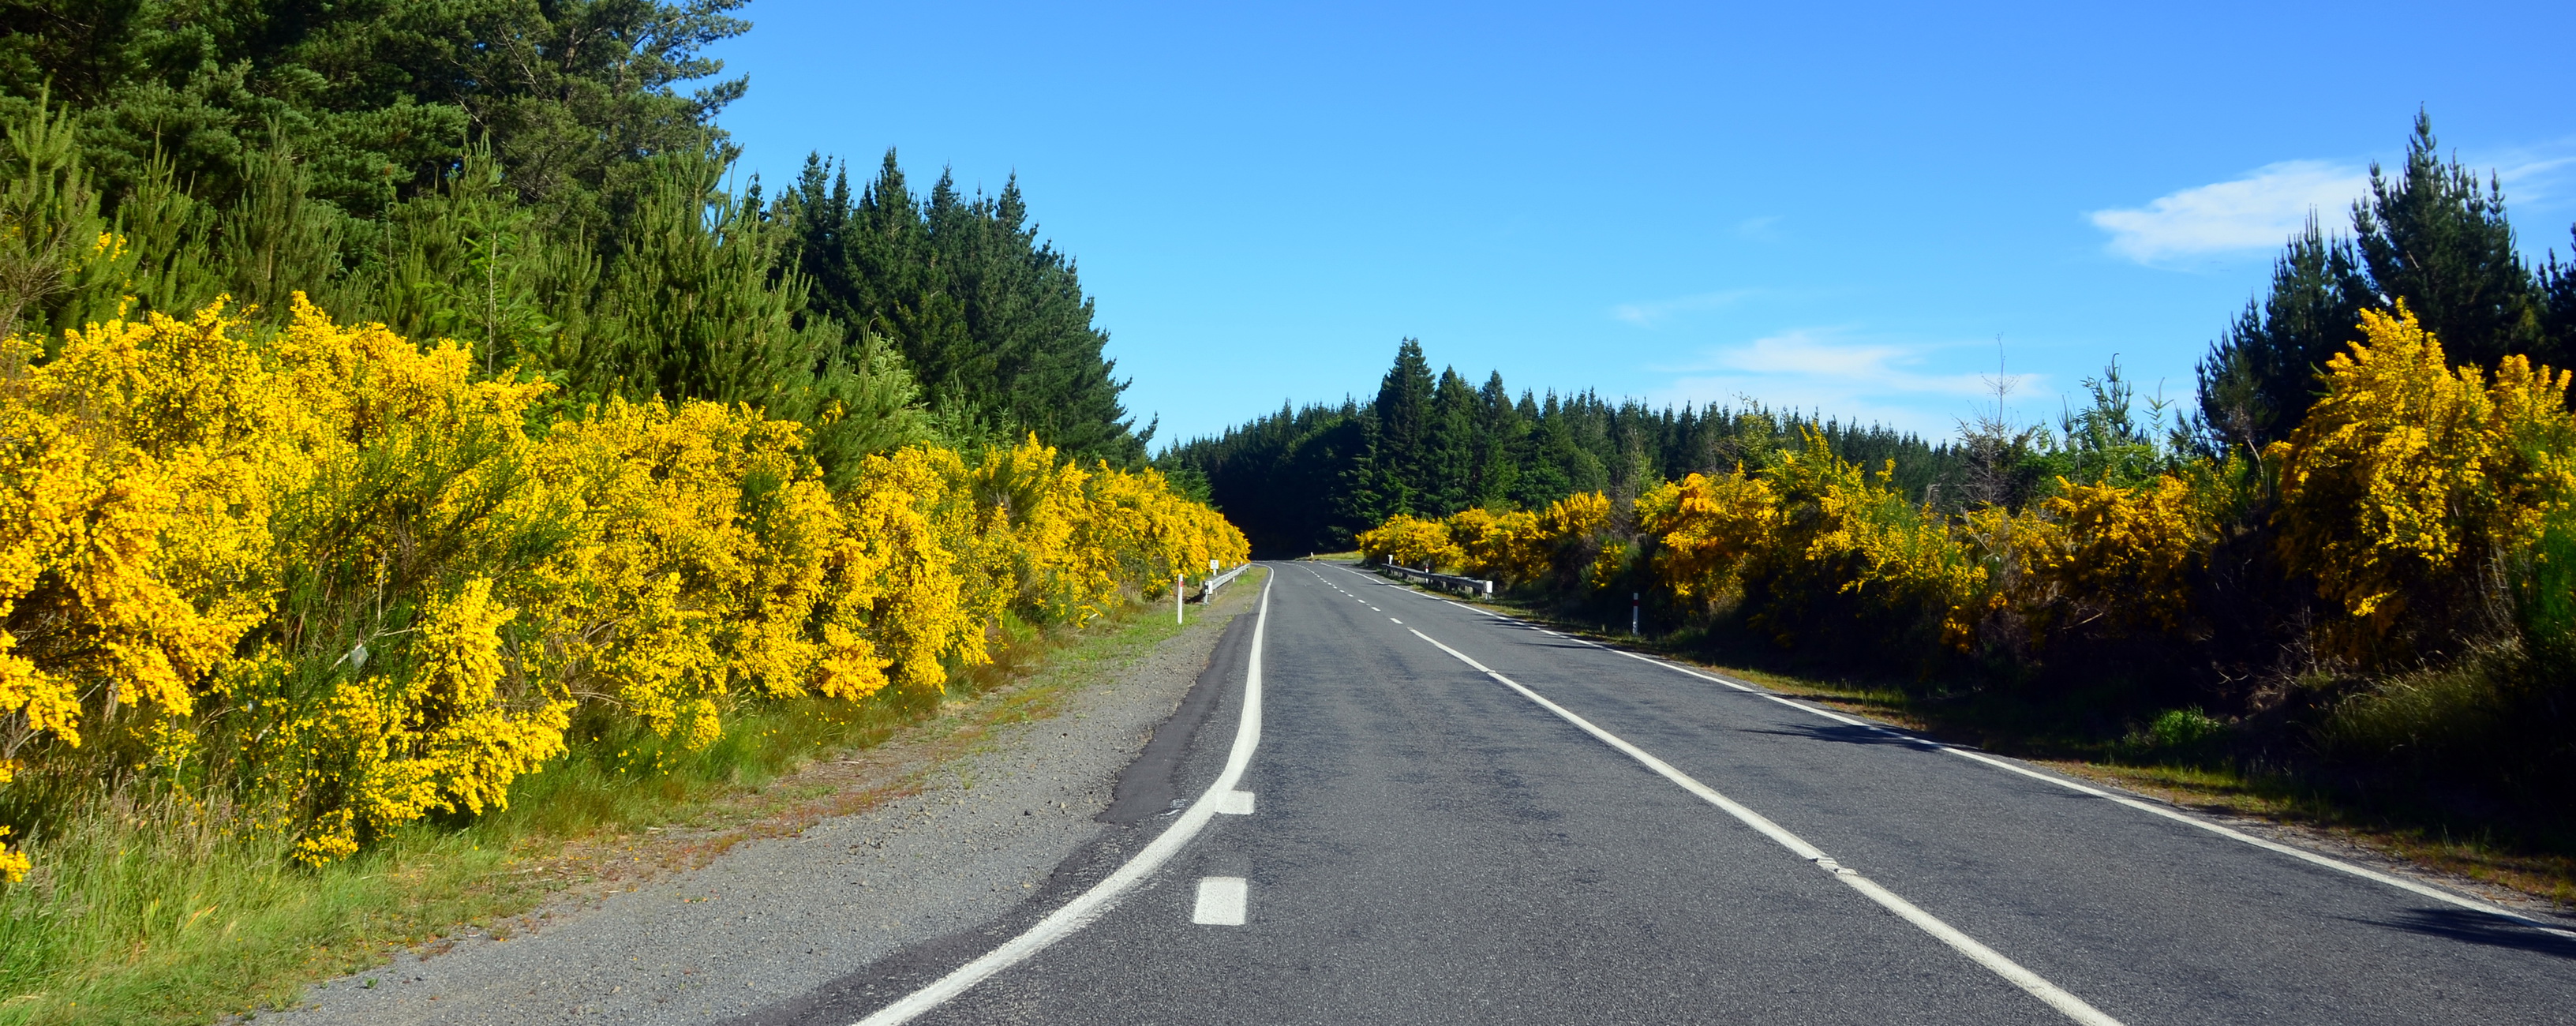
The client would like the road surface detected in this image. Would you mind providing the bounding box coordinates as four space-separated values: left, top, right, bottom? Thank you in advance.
745 562 2576 1025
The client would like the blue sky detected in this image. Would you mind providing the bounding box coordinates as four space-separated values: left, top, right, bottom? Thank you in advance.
706 1 2576 446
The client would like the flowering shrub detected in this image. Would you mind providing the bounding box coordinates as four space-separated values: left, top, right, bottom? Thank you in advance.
2009 474 2212 638
1357 515 1458 570
0 298 1245 873
2272 305 2576 650
1361 429 2218 659
1444 507 1548 585
1637 469 1776 608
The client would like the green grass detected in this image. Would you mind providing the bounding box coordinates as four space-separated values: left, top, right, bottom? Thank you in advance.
0 576 1253 1026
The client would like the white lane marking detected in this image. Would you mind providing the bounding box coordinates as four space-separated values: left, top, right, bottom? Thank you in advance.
1391 559 2576 945
1389 618 1402 624
1406 627 2123 1026
1350 556 2576 943
852 577 1274 1026
1214 790 1256 814
1193 877 1249 925
1604 650 2576 940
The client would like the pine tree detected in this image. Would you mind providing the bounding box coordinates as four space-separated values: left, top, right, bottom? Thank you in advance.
777 151 1140 462
2353 112 2540 370
2193 217 2372 451
1425 367 1478 514
1360 339 1437 518
1468 371 1525 507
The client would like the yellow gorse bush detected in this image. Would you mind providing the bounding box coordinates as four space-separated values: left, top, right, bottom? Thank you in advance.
1637 468 1777 608
0 298 1245 874
2273 305 2576 640
1365 429 2224 658
2011 474 2212 636
1356 515 1458 571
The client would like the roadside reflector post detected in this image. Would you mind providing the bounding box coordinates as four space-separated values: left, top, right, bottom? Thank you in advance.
1178 571 1185 624
1631 593 1640 636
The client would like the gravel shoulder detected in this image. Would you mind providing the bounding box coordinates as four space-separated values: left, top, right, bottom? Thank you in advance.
266 575 1264 1026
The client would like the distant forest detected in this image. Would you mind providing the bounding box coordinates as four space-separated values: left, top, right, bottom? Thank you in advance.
1159 343 1963 556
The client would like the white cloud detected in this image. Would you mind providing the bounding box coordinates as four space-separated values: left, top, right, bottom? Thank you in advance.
1651 329 2039 438
1609 288 1761 328
2089 161 2368 264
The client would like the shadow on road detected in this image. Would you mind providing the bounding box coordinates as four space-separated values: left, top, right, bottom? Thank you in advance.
2342 907 2576 959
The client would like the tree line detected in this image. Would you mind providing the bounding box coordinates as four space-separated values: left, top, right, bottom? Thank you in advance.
1173 114 2576 564
0 0 1148 474
1160 344 1958 557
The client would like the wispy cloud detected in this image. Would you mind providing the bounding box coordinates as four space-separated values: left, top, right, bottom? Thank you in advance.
1734 215 1784 240
2487 144 2576 212
1652 329 2036 437
2088 161 2368 264
1609 288 1762 328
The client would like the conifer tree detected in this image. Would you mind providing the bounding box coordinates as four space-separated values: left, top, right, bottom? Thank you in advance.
2194 217 2372 451
2352 112 2540 369
1425 367 1478 514
1469 371 1525 507
1357 339 1437 519
777 151 1140 462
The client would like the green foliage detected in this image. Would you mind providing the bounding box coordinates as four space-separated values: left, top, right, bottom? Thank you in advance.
2194 218 2371 452
775 152 1142 464
2353 112 2544 371
2198 112 2567 455
0 0 749 226
1165 339 1962 556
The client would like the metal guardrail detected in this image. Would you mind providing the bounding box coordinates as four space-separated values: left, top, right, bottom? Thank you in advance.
1376 562 1494 597
1198 562 1252 602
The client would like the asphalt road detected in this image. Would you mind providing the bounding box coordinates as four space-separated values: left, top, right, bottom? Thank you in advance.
750 562 2576 1025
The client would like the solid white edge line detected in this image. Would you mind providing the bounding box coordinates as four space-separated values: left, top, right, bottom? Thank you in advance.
850 575 1273 1026
1608 646 2576 940
1374 559 2576 943
1404 627 2121 1026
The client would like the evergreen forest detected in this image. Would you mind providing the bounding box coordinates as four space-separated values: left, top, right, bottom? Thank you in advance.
0 0 1151 470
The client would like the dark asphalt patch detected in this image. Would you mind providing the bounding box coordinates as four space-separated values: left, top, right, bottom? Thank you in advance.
1099 612 1257 825
728 595 1262 1026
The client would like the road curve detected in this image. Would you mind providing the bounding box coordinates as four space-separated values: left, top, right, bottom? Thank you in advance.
754 560 2574 1025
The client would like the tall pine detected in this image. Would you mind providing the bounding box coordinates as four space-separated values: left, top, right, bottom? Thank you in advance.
2193 217 2372 451
2352 112 2541 369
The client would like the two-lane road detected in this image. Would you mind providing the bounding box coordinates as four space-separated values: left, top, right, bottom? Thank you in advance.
758 563 2576 1024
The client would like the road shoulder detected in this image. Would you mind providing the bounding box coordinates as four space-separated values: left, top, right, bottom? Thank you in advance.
264 574 1265 1026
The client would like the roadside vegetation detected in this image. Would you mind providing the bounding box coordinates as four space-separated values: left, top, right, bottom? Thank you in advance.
0 573 1239 1026
1275 118 2576 898
0 2 1248 1021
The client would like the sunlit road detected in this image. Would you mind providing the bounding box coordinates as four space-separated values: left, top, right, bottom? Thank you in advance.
751 562 2576 1025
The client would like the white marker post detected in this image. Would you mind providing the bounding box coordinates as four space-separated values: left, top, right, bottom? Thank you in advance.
1176 571 1185 624
1631 593 1640 636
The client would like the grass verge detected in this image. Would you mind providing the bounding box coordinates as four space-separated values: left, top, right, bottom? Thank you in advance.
0 577 1254 1026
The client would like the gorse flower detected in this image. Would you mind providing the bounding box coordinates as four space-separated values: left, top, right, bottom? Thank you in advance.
0 298 1245 873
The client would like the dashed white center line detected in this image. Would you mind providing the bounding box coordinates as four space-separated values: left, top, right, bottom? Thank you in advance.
1193 877 1248 925
1389 617 1402 623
